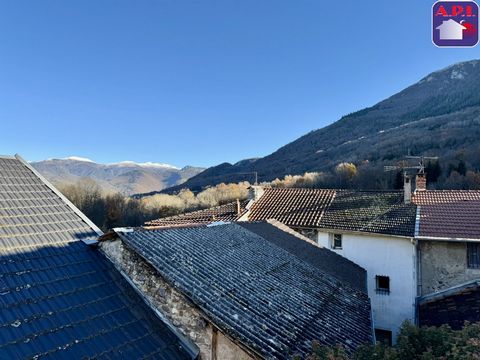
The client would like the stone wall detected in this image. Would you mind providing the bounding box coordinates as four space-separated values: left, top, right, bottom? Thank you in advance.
419 241 480 295
99 239 256 360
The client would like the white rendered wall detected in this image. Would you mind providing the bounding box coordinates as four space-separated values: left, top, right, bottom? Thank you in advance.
317 231 416 341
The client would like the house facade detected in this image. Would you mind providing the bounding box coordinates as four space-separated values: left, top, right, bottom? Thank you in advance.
247 187 417 343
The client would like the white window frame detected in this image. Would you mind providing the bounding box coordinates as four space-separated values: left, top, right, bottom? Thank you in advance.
330 233 343 250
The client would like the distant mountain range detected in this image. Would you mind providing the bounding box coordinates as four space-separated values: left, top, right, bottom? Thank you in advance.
163 59 480 193
31 157 204 195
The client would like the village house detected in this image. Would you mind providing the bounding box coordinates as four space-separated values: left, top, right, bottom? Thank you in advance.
100 221 374 359
148 176 480 344
414 189 480 329
0 155 197 359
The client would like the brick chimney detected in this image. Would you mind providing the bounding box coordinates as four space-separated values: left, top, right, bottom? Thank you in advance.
404 173 412 204
248 185 264 201
415 173 427 192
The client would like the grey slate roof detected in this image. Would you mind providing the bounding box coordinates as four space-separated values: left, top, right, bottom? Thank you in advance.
238 221 367 292
0 155 192 359
114 223 373 358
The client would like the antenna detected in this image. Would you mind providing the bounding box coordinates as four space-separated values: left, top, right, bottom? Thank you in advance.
384 155 438 174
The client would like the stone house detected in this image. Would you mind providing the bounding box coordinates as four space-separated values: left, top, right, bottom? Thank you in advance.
100 221 374 359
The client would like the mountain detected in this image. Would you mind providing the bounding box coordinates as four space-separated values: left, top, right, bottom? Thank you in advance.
31 157 204 195
164 60 480 193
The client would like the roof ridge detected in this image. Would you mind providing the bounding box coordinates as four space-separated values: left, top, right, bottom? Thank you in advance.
14 154 103 238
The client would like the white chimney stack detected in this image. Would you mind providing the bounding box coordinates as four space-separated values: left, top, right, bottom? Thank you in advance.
248 185 264 201
404 173 412 204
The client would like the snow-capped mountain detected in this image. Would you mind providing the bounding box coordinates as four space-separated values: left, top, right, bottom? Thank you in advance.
31 157 204 196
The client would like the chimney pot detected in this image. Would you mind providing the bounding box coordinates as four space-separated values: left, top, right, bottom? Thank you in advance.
416 173 427 192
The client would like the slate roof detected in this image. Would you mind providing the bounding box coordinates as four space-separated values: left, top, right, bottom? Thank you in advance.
238 221 367 292
145 200 249 227
413 191 480 240
318 191 417 237
113 223 373 358
0 155 192 359
248 188 335 228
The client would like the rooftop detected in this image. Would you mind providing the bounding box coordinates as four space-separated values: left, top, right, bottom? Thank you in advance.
248 188 335 228
413 190 480 240
318 191 417 237
145 200 249 228
0 155 192 359
111 223 373 358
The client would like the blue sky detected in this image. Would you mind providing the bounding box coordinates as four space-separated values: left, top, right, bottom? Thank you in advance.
0 1 479 168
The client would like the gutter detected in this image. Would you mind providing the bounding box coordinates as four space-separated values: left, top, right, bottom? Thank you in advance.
415 236 480 242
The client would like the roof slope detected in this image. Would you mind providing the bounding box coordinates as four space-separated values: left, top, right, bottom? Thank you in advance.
413 190 480 240
418 279 480 329
238 221 367 292
0 156 191 359
145 200 249 227
248 188 335 227
318 191 417 237
115 224 373 358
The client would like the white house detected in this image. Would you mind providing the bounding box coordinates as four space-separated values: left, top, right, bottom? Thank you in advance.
246 186 418 344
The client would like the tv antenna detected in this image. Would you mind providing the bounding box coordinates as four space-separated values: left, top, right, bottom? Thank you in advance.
384 155 438 174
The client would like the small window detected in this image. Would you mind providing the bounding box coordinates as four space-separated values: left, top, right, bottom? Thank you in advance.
467 243 480 269
375 329 392 346
376 275 390 294
331 233 342 249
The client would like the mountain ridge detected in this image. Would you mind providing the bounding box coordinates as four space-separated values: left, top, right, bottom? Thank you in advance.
162 59 480 193
31 158 205 195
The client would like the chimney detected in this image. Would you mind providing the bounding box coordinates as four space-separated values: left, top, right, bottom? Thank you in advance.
248 185 264 201
236 198 241 215
404 173 412 204
415 173 427 192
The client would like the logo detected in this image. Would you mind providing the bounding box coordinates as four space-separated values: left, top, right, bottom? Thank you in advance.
432 1 479 47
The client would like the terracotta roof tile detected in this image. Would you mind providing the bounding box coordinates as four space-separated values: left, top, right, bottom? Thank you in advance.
413 190 480 205
145 200 249 227
248 188 335 227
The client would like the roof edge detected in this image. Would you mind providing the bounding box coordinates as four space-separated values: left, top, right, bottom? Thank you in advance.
15 154 103 238
111 231 263 359
416 236 480 242
316 226 414 240
99 241 200 359
419 279 480 305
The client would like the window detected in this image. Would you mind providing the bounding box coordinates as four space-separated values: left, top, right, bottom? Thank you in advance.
331 233 342 249
375 275 390 294
467 243 480 269
374 329 392 346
